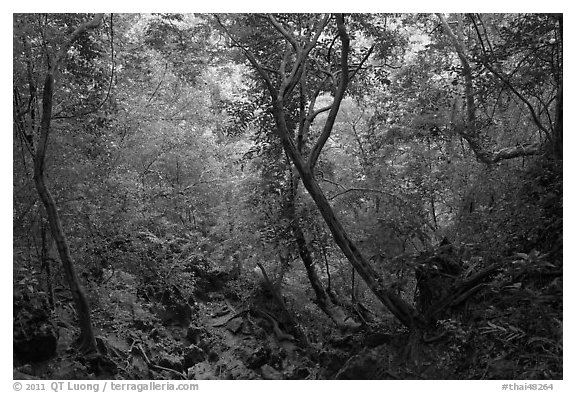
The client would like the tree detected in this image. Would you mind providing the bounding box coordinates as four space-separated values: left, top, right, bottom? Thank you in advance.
437 13 562 163
14 13 104 353
217 14 423 330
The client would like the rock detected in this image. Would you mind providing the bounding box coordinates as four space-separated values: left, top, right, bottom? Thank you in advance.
329 333 354 349
13 369 37 380
183 344 206 369
50 358 88 379
363 332 393 348
151 302 192 327
213 305 230 317
13 291 58 363
260 364 283 380
55 325 77 352
158 354 183 370
226 317 243 334
186 325 204 344
289 367 311 380
207 351 219 363
222 358 259 379
335 346 393 379
188 362 217 380
86 353 118 378
318 349 350 377
246 345 271 369
14 320 58 362
174 303 193 327
335 353 377 379
131 354 149 375
240 319 253 335
132 318 154 331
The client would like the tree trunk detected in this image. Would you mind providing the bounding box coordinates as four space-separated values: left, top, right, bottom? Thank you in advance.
34 68 98 355
29 14 103 353
271 94 423 331
287 119 360 330
40 220 55 310
296 167 423 329
552 84 562 160
231 13 424 331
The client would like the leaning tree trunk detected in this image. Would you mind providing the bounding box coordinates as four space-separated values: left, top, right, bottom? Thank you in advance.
287 139 361 330
295 164 423 330
31 14 104 354
273 103 423 330
269 14 422 331
223 13 425 331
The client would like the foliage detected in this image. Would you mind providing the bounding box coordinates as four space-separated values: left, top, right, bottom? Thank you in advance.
13 13 562 380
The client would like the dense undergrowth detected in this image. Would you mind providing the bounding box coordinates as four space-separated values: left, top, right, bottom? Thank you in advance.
13 159 562 380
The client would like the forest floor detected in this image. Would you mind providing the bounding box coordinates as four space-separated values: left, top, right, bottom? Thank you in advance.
13 239 562 380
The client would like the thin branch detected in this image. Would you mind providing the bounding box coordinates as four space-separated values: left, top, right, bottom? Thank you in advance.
468 13 552 142
146 62 168 107
349 44 375 81
327 187 406 203
326 33 338 65
482 61 552 141
308 14 330 49
13 111 35 158
319 176 346 189
261 65 280 75
297 76 329 151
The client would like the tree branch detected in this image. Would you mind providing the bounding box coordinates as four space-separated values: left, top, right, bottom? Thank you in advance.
268 14 299 52
215 15 277 100
481 61 552 141
308 14 350 170
37 13 104 170
468 14 552 142
488 143 542 163
437 14 475 125
439 14 546 164
327 186 407 204
277 14 329 100
349 44 375 81
54 14 104 71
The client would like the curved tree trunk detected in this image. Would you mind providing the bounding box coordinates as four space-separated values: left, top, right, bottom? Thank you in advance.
31 14 104 354
291 158 423 329
273 101 422 330
35 73 97 353
288 123 361 331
